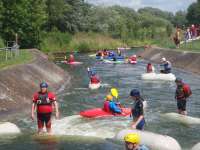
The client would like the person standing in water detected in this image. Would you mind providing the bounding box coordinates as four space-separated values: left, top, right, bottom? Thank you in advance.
130 89 145 130
175 78 192 115
146 63 155 73
124 133 149 150
31 82 59 134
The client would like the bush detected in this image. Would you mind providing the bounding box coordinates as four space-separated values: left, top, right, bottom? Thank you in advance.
0 37 4 48
40 31 72 53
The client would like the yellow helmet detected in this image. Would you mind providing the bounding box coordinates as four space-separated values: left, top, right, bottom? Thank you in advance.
124 133 140 144
106 95 113 101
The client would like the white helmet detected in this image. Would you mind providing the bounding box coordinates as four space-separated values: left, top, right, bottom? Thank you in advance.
161 57 166 62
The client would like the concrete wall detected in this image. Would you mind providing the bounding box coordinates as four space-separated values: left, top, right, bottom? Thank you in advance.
0 49 70 120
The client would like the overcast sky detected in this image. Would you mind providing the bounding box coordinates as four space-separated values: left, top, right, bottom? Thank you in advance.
85 0 197 13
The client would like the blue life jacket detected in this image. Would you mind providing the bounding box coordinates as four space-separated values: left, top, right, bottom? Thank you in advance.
109 101 121 113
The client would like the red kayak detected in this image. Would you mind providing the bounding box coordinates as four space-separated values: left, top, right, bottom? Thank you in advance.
80 108 131 118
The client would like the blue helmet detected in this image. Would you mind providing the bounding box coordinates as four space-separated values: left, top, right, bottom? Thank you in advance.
40 82 48 88
130 89 140 97
175 77 182 83
91 71 96 76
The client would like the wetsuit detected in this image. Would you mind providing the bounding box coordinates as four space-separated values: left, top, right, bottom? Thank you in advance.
103 101 111 112
160 61 171 74
33 92 56 129
132 98 145 130
175 84 192 111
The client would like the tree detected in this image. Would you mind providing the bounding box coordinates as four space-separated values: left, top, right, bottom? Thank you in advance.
0 0 46 48
186 1 200 24
172 11 187 27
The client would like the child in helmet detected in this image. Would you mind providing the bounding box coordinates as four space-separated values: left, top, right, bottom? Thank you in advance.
124 133 149 150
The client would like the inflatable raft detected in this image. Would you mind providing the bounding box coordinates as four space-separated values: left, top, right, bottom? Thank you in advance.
115 129 181 150
0 122 21 134
141 73 176 81
80 108 131 118
88 82 101 90
191 143 200 150
129 60 137 64
60 61 83 65
161 113 200 125
103 59 125 64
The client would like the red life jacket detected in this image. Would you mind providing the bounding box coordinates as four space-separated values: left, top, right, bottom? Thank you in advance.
90 76 100 84
68 56 75 63
147 64 153 73
130 56 136 61
103 101 111 112
176 84 192 100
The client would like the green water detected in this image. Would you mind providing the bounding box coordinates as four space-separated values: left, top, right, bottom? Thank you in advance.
0 49 200 150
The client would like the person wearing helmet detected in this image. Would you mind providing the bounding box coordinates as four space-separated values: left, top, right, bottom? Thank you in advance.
146 63 155 73
160 57 172 74
31 82 59 134
68 54 75 63
87 67 100 84
103 95 122 114
175 77 192 115
103 95 113 112
129 55 137 62
130 89 145 130
124 133 149 150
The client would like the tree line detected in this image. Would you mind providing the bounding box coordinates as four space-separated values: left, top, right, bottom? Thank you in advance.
0 0 199 49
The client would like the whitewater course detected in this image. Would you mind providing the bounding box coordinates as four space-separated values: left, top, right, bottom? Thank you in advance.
0 48 200 150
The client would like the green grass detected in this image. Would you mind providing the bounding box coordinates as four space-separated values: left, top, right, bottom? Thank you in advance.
0 50 33 69
68 32 124 52
40 31 72 53
180 39 200 52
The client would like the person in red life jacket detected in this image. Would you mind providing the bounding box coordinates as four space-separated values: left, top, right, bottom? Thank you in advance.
87 67 100 84
175 77 192 115
103 95 113 112
146 63 155 73
31 82 59 134
129 55 137 62
68 54 75 63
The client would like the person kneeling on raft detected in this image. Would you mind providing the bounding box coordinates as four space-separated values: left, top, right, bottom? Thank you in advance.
68 54 75 63
160 57 172 74
103 95 122 114
146 63 155 73
130 89 145 130
175 77 192 115
124 133 149 150
87 68 100 84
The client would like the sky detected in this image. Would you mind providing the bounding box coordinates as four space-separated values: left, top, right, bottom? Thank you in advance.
85 0 197 13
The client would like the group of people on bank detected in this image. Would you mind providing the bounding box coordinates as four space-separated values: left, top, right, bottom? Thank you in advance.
31 54 192 150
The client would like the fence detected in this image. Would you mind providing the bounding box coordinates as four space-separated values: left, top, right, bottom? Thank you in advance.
0 41 20 62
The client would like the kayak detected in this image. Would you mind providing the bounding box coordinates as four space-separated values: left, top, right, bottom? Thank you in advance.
141 73 176 81
80 108 131 118
88 82 101 90
61 61 83 65
103 59 125 64
129 60 137 64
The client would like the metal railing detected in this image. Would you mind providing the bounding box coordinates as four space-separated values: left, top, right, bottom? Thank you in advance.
0 42 20 62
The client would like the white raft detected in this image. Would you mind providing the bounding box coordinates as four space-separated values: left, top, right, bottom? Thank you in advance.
191 143 200 150
0 122 21 134
115 129 181 150
89 82 101 90
141 73 176 81
161 113 200 125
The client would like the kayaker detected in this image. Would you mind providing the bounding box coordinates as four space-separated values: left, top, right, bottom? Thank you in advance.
130 89 145 130
124 133 149 150
175 77 192 115
87 68 100 84
103 95 122 114
146 63 155 73
68 54 75 63
31 82 59 134
129 55 137 62
160 57 172 74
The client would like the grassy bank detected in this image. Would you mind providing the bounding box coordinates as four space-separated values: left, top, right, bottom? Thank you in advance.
180 40 200 52
0 50 33 69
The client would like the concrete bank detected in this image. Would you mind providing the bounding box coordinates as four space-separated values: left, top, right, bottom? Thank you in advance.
137 47 200 75
0 49 70 121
